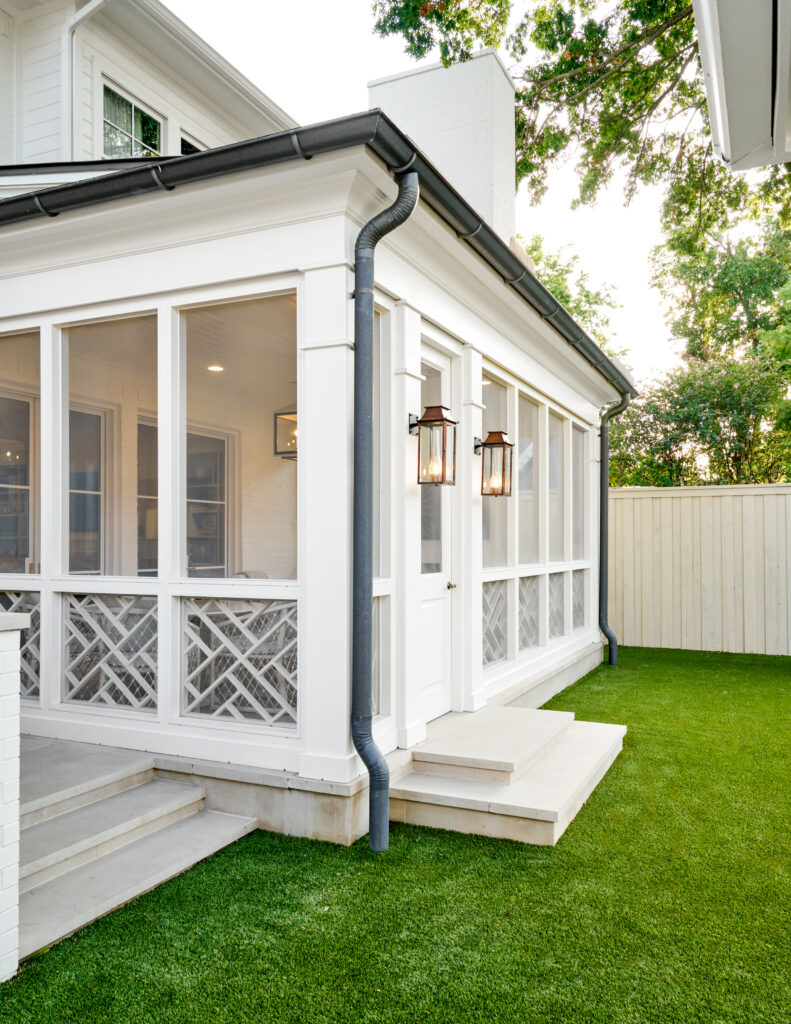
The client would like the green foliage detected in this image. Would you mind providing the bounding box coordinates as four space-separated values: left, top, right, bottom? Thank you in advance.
373 1 791 241
372 0 511 63
652 219 791 358
523 232 619 346
610 354 791 485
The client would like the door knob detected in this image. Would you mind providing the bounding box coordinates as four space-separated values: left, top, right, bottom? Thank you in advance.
447 581 457 590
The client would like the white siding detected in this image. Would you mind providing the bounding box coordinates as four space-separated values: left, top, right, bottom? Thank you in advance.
19 3 68 162
0 8 14 162
609 485 791 655
75 20 266 159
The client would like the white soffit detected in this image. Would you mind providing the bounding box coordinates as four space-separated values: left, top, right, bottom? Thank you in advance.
694 0 777 169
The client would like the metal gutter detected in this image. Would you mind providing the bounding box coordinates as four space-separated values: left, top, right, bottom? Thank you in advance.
0 109 634 399
0 159 175 177
352 172 419 852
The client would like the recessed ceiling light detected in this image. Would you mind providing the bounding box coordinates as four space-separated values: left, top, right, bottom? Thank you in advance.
207 364 224 372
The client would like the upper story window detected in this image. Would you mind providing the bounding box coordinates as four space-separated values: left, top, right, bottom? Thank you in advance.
103 85 161 158
180 137 201 155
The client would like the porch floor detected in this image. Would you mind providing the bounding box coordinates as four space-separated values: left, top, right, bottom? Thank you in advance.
18 737 256 959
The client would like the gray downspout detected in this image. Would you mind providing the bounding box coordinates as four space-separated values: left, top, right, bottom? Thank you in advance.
599 393 630 666
352 170 419 852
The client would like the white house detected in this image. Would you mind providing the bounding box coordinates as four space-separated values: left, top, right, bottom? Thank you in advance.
0 0 634 977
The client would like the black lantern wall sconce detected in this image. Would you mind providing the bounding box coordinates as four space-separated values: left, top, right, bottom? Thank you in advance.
474 431 514 497
409 406 458 485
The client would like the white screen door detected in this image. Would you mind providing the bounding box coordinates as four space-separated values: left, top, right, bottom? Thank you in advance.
418 348 455 721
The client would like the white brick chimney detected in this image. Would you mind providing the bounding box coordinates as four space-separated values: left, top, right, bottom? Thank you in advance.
369 49 516 242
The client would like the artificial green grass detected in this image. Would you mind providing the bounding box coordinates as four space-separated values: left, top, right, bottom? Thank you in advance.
2 647 790 1024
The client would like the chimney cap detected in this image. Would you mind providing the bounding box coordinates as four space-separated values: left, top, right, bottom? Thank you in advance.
367 47 515 93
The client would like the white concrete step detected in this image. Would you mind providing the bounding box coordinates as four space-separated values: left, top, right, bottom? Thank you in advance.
392 720 626 846
20 780 206 893
411 706 575 783
20 809 257 959
20 737 155 828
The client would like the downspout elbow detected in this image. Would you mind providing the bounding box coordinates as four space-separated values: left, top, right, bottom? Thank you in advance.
599 392 630 666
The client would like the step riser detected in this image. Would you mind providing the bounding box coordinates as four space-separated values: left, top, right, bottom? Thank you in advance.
20 811 258 959
411 760 517 785
21 795 205 893
394 735 626 847
21 768 156 829
390 797 557 845
411 723 572 785
552 736 624 844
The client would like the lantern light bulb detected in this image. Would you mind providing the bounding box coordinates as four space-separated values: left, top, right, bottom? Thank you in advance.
207 364 224 373
428 454 442 480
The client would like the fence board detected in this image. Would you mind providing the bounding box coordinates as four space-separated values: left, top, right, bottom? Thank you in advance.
610 485 791 655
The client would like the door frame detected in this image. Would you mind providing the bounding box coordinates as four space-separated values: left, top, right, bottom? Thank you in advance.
416 334 463 722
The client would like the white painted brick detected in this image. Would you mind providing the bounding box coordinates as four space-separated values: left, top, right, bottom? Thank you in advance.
0 928 19 958
1 779 18 805
0 696 19 719
0 842 18 870
0 651 20 675
0 951 18 984
1 866 15 891
1 735 19 762
369 51 515 242
0 907 18 938
0 633 19 653
2 821 19 848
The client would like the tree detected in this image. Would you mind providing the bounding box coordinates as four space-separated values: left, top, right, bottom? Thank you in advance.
373 1 791 240
523 233 619 346
610 354 791 485
651 219 791 359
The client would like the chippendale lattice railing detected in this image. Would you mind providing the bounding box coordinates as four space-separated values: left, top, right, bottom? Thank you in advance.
548 573 565 639
182 597 298 726
572 569 586 630
64 594 158 709
0 591 41 699
482 579 507 667
518 576 539 651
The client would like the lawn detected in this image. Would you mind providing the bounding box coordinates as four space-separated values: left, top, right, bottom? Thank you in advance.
2 647 790 1024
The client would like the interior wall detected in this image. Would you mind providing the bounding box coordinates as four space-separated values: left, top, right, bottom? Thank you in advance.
185 294 298 581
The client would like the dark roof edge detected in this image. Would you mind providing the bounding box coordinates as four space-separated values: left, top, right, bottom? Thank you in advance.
0 110 634 398
0 158 179 177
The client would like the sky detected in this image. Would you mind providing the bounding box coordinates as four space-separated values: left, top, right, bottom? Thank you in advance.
165 0 683 386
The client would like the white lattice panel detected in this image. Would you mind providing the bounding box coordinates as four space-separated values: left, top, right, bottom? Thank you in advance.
64 594 158 709
548 573 565 639
573 570 586 630
0 591 40 700
518 576 539 650
482 580 507 667
183 598 297 726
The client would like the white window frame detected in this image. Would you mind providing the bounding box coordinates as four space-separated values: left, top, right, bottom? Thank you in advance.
479 359 596 685
0 384 40 575
101 80 164 159
67 403 110 577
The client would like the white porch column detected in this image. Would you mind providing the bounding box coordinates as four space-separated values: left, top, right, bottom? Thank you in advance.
297 266 357 782
461 347 485 710
391 302 425 748
0 612 29 983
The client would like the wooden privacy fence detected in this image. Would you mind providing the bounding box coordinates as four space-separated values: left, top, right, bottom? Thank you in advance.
608 485 791 655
